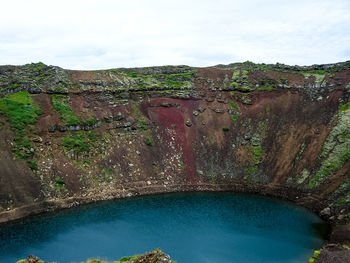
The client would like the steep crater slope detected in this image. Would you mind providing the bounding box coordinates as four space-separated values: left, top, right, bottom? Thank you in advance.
0 61 349 234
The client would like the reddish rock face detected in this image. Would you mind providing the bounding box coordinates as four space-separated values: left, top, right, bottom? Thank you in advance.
0 61 349 232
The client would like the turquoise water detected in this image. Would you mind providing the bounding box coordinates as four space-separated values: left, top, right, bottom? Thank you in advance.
0 192 326 263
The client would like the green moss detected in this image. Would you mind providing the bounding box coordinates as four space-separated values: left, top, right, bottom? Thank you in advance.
313 250 320 259
62 132 89 154
229 101 236 110
128 72 138 78
144 136 154 146
54 176 67 194
113 254 141 263
230 82 239 88
245 166 258 176
339 102 350 113
241 69 249 79
302 72 325 85
307 249 321 263
296 143 306 161
0 91 42 132
55 176 65 185
31 62 46 72
308 104 350 189
257 85 274 91
121 70 195 91
232 69 240 79
280 76 288 84
62 131 99 157
82 116 97 126
165 72 194 89
222 127 229 132
229 101 240 125
343 244 350 250
7 83 22 90
336 191 350 206
231 114 239 125
52 95 97 126
27 160 38 171
346 83 350 91
52 95 80 126
297 169 310 184
252 145 262 164
0 91 42 169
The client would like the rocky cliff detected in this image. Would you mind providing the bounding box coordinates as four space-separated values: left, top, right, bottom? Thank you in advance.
0 61 349 231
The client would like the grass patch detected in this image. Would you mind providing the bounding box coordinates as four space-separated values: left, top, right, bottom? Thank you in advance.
245 165 258 176
165 72 194 89
62 131 99 158
231 114 239 125
82 116 97 126
52 95 80 126
229 100 240 125
307 250 320 263
144 136 154 146
54 176 67 194
52 95 97 127
55 176 65 185
308 103 350 189
339 102 350 113
257 85 274 91
138 119 148 129
114 254 141 263
0 91 42 169
252 145 262 164
229 101 236 110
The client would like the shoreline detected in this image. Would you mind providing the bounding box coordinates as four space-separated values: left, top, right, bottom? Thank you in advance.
0 182 333 224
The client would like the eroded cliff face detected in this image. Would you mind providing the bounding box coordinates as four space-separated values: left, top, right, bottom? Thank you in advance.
0 61 349 225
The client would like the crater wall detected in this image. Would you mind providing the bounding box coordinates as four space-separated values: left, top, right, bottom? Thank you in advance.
0 61 349 228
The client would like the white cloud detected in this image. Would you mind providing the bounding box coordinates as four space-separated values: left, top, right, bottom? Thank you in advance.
0 0 349 69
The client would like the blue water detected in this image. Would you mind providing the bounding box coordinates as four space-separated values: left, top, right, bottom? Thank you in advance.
0 192 326 263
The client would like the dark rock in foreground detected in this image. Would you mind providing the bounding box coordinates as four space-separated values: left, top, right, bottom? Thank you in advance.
16 249 174 263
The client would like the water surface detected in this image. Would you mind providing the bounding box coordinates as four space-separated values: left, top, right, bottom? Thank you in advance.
0 192 327 263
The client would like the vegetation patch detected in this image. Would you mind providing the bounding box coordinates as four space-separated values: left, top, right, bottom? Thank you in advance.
0 91 42 169
252 145 262 164
52 94 97 127
302 72 325 85
144 136 154 146
113 254 141 263
54 176 67 194
97 165 114 183
339 102 350 113
119 70 195 91
229 101 240 125
62 131 99 159
297 169 310 184
52 94 80 126
307 250 320 263
335 191 350 206
308 105 350 189
257 85 274 91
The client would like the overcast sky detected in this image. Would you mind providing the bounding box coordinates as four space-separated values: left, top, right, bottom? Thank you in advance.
0 0 349 69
